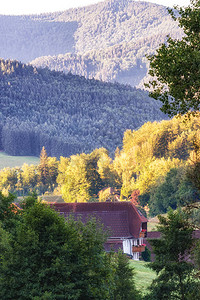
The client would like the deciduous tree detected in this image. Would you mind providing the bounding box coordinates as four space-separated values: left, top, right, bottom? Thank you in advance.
0 194 140 299
146 0 200 116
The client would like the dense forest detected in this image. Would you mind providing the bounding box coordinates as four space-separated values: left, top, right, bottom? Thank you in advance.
0 1 199 299
0 58 165 158
31 32 181 88
1 115 200 218
0 0 183 87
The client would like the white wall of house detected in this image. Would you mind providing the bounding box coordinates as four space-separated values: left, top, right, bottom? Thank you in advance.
122 238 136 260
132 252 140 260
123 239 132 255
122 237 144 261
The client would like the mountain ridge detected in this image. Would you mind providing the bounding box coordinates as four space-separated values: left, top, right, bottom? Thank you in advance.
0 0 183 87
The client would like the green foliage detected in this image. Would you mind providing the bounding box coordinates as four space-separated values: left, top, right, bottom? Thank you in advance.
0 195 114 299
186 137 200 192
98 188 116 202
193 239 200 288
1 114 200 212
141 247 151 262
112 251 141 300
145 210 199 300
0 58 165 158
58 148 119 202
59 153 91 202
0 191 20 232
85 149 105 196
0 148 118 200
149 167 200 216
37 147 58 193
138 193 150 207
146 0 200 116
20 163 38 194
0 167 18 194
113 114 200 212
0 148 58 196
0 193 141 299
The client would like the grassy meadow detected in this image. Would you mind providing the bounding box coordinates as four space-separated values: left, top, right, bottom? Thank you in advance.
0 151 39 169
130 260 156 295
147 216 160 232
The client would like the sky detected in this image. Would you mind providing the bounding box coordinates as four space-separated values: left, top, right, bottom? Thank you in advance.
0 0 191 16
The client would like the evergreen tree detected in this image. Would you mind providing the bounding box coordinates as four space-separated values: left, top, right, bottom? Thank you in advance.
145 210 199 300
141 247 151 262
0 192 19 232
38 146 49 186
113 251 141 300
37 147 58 193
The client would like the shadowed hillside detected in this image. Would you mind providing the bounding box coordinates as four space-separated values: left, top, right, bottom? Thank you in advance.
0 59 166 158
0 0 183 87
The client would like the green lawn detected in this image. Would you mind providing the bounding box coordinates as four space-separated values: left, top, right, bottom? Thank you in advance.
130 260 156 295
0 151 39 169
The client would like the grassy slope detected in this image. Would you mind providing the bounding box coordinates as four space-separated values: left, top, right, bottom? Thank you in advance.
147 216 160 232
130 260 156 294
0 152 39 169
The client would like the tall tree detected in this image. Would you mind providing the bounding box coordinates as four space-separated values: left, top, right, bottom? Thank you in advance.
0 192 19 232
146 0 200 116
145 210 199 300
60 153 91 202
85 149 106 197
37 146 49 187
0 168 18 195
21 164 38 194
187 138 200 192
0 194 140 300
112 251 141 300
59 149 118 202
37 147 58 193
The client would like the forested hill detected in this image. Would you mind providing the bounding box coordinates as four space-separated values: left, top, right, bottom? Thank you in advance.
0 0 182 88
0 59 166 158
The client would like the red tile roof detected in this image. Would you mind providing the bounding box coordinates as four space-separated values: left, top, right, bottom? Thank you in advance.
51 202 147 239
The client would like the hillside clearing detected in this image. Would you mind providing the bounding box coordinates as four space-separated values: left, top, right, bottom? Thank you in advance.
130 260 156 294
0 152 39 169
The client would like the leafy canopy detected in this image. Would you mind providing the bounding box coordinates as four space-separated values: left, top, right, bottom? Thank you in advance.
0 193 140 300
146 0 200 116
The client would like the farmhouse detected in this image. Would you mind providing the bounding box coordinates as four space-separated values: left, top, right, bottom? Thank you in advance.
52 202 147 260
